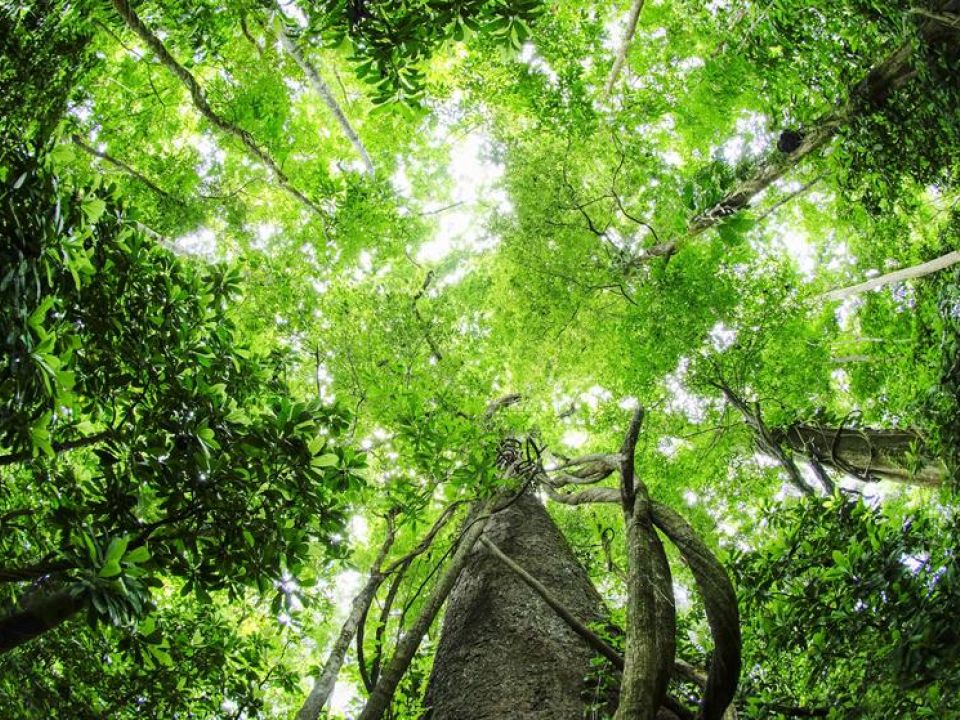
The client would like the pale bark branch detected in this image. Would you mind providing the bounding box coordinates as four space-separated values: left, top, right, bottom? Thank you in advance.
605 0 646 95
295 515 398 720
815 250 960 302
356 501 493 720
755 173 825 222
273 9 375 176
110 0 327 218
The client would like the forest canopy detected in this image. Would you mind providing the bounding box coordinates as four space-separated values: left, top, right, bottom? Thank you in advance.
1 0 959 718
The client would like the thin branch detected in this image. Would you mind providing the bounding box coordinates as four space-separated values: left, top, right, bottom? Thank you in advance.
0 430 112 467
411 271 443 362
110 0 327 218
71 134 177 202
274 7 375 176
755 173 825 222
295 513 398 720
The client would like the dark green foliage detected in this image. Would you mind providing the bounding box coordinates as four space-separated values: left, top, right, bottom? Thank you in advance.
838 5 960 211
0 1 95 147
303 0 543 105
734 495 960 719
0 592 298 718
0 151 359 644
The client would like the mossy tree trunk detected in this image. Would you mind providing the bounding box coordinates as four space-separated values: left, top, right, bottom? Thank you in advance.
773 424 946 487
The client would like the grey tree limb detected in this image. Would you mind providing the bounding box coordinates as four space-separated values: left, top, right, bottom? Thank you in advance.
815 251 960 302
605 0 646 95
273 8 375 176
295 514 398 720
355 501 492 720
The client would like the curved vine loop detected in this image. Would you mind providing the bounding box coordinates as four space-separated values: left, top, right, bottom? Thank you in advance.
651 502 741 720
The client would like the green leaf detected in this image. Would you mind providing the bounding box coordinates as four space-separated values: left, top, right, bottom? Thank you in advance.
312 453 339 468
81 197 106 224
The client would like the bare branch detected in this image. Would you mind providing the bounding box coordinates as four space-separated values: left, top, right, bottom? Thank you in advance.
71 134 178 202
273 8 375 176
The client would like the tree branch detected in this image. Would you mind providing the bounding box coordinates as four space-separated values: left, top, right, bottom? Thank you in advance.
296 513 398 720
815 250 960 303
71 134 178 202
356 500 493 720
0 430 112 467
605 0 646 95
273 8 375 176
110 0 327 218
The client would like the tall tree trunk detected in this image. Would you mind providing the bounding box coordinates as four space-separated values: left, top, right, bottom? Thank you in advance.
0 591 82 654
424 491 678 720
771 424 946 486
274 13 376 177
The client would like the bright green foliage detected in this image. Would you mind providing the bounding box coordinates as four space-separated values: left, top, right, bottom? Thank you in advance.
3 0 960 717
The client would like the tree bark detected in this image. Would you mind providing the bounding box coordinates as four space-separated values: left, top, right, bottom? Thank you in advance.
0 591 83 654
424 490 681 720
616 407 675 720
772 424 946 486
357 502 492 720
425 491 606 719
